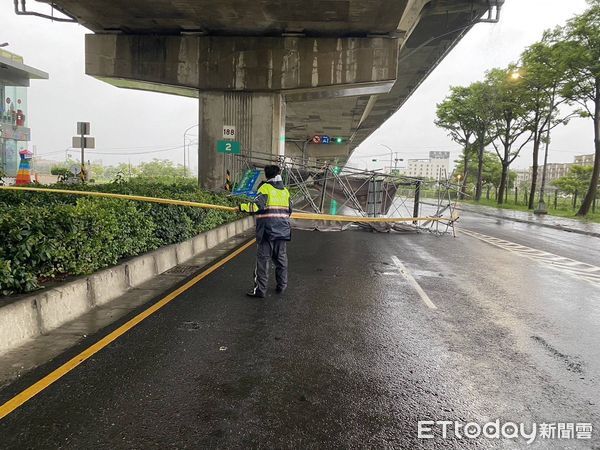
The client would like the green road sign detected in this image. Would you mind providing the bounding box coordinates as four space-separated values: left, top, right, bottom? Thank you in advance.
216 140 241 154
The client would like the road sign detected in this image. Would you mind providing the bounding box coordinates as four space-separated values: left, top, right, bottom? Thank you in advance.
72 136 95 149
216 140 241 154
77 122 90 135
222 125 236 140
312 135 321 144
321 135 330 144
232 169 262 196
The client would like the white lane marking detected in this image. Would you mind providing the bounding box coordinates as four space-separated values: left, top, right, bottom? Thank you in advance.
460 229 600 288
391 256 438 310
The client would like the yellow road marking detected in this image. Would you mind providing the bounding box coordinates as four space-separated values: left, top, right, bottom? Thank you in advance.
0 238 256 421
0 186 451 224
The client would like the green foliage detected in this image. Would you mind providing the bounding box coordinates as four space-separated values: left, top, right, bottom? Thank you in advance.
545 0 600 215
486 67 534 157
435 86 476 149
50 166 70 177
437 1 600 213
552 165 594 195
137 159 188 181
0 180 240 296
102 162 138 182
454 151 517 189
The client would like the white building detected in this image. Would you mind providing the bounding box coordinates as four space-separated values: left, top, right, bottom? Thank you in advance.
514 169 531 187
399 151 450 179
574 154 595 166
522 154 595 186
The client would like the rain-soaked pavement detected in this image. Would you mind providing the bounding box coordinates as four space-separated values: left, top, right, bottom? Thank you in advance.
0 210 599 448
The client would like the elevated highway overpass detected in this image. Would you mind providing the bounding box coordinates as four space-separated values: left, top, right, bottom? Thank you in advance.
18 0 503 187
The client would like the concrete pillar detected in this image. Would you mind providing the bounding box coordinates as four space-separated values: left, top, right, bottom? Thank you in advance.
198 92 285 190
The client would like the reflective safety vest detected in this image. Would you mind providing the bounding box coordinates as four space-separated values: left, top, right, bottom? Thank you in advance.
240 181 292 241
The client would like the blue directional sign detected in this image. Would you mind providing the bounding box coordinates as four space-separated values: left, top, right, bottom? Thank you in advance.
321 135 331 144
232 169 262 196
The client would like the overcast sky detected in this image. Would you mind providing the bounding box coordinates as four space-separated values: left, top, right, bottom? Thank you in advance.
0 0 593 172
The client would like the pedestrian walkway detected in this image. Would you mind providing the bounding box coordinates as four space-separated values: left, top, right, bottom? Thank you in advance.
458 203 600 238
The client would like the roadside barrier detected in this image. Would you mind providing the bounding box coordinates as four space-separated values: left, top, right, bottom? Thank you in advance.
0 186 451 224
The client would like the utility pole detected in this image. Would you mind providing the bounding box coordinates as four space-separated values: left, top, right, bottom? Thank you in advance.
73 122 94 183
535 111 552 215
80 129 85 181
535 88 556 215
379 144 394 173
183 124 199 177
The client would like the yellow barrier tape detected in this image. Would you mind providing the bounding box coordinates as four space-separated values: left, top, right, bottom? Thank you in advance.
0 185 237 212
0 186 450 224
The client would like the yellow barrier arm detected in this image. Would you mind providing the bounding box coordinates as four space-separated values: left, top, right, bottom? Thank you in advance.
0 185 237 212
0 186 452 224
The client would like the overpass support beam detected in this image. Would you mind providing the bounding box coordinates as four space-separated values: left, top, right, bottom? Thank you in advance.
198 92 285 189
85 34 399 188
85 34 399 98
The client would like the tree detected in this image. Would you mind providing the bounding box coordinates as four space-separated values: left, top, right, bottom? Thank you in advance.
549 0 600 216
552 165 594 195
103 163 138 181
466 82 497 201
487 68 535 205
435 86 476 199
88 161 106 182
436 82 496 201
454 150 512 191
51 158 81 182
518 39 573 209
137 159 188 182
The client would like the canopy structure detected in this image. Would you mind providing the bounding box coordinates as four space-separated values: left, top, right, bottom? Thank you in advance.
0 50 48 87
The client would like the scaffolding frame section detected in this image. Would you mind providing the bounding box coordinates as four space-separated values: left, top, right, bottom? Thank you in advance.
224 150 460 236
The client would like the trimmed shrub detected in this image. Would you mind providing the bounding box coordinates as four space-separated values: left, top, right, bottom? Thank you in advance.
0 180 241 295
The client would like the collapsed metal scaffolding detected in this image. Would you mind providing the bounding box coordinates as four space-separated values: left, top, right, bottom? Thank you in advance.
225 151 460 236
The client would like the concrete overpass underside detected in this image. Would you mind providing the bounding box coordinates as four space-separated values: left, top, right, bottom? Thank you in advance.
31 0 501 188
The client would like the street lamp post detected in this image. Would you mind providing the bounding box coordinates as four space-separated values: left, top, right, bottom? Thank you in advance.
183 124 199 177
510 70 556 215
511 69 553 215
379 144 394 171
534 88 557 216
534 116 551 215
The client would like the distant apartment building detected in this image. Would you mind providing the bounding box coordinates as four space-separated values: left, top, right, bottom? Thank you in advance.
574 154 595 166
514 169 531 187
399 151 450 179
521 154 595 186
544 163 572 183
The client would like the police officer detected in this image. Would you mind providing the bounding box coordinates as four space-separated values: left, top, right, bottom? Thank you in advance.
239 165 292 298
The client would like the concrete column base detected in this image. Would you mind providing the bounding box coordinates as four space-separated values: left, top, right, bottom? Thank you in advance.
198 92 285 190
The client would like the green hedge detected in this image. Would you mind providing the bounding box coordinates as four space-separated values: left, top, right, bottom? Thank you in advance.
0 180 241 296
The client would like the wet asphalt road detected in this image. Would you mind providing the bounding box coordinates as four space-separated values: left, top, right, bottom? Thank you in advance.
1 210 600 449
